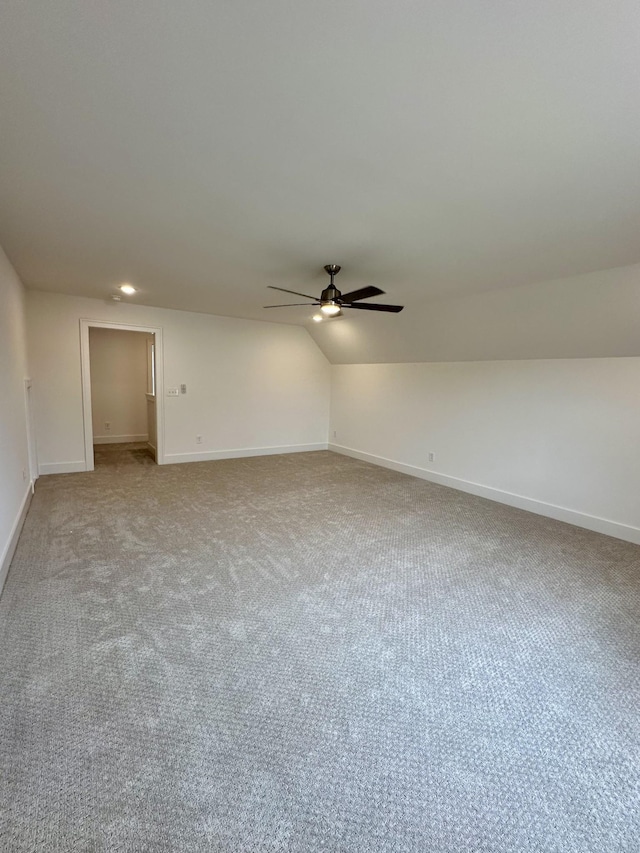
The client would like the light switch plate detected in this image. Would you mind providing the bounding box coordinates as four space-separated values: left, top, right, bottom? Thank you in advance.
167 388 179 397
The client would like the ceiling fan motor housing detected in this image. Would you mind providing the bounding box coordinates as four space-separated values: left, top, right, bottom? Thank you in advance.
322 264 342 304
321 285 341 303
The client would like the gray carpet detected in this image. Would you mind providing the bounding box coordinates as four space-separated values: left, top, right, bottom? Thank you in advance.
0 451 639 852
93 441 156 469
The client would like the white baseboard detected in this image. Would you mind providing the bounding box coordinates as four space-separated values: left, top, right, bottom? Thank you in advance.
38 443 328 473
39 461 87 475
164 442 329 465
329 443 640 546
93 434 149 444
0 484 33 597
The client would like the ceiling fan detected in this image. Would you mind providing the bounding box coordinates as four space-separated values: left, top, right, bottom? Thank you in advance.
264 264 404 317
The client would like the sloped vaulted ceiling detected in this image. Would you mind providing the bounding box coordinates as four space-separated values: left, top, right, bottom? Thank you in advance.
1 0 639 362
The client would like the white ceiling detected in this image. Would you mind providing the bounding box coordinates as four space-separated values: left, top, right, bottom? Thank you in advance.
1 0 639 326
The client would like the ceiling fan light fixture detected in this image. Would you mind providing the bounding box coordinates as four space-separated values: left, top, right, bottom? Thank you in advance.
264 264 403 315
119 283 136 295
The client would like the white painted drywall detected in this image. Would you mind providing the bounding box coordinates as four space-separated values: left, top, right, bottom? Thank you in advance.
309 262 640 364
4 2 640 323
0 246 32 589
330 360 640 543
27 291 330 471
89 327 149 443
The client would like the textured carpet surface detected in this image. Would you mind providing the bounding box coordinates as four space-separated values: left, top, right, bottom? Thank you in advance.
0 450 639 852
93 441 156 469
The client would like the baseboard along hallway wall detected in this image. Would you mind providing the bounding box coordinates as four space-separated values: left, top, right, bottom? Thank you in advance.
93 434 149 444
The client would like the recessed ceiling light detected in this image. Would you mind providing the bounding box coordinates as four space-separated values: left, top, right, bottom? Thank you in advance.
119 283 136 295
312 314 323 322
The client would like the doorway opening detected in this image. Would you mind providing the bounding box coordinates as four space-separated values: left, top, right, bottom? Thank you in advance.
80 320 164 471
23 378 38 490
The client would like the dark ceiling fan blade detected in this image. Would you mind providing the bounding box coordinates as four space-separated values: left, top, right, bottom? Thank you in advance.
264 303 320 308
344 302 404 312
267 285 317 300
339 285 385 302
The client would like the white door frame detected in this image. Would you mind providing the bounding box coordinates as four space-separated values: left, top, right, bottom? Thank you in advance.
23 378 39 490
80 319 165 471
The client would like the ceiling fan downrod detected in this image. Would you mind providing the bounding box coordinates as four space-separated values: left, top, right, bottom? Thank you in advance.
321 264 342 306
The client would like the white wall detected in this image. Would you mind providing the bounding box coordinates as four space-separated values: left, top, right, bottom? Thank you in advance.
89 327 149 443
27 291 330 472
309 262 640 364
330 359 640 544
0 246 32 591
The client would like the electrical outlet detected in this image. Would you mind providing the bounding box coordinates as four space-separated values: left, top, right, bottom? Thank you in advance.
104 421 111 431
428 452 435 463
180 384 187 394
196 435 203 444
333 430 337 439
